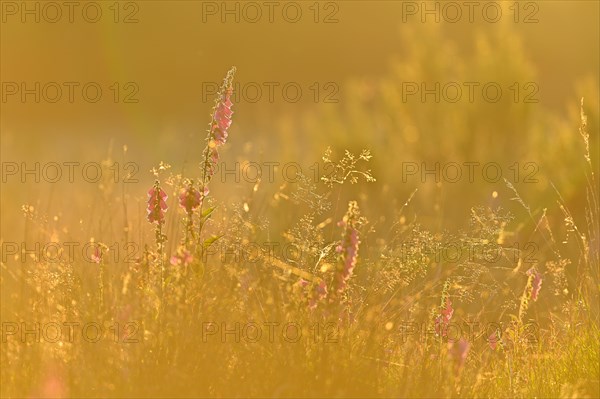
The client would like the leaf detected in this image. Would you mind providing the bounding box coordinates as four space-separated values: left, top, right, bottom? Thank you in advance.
203 235 223 249
200 206 217 221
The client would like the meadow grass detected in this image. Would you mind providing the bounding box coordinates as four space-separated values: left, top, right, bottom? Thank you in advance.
1 59 599 398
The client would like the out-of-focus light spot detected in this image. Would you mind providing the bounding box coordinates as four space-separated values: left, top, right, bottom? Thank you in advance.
404 125 419 143
320 263 332 273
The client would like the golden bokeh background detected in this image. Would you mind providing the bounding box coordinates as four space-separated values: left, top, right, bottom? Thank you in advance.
1 1 599 398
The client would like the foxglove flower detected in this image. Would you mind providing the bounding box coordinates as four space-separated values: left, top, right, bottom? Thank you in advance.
179 182 202 214
203 145 220 182
170 246 194 267
202 67 236 186
488 331 499 350
91 244 103 264
527 267 543 301
212 86 234 145
434 297 454 337
448 338 470 371
147 182 168 224
295 279 328 310
309 280 328 310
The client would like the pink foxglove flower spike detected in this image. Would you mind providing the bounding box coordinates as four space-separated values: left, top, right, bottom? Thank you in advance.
179 180 202 215
197 67 236 239
147 181 168 224
527 267 543 301
201 67 236 194
434 297 454 337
